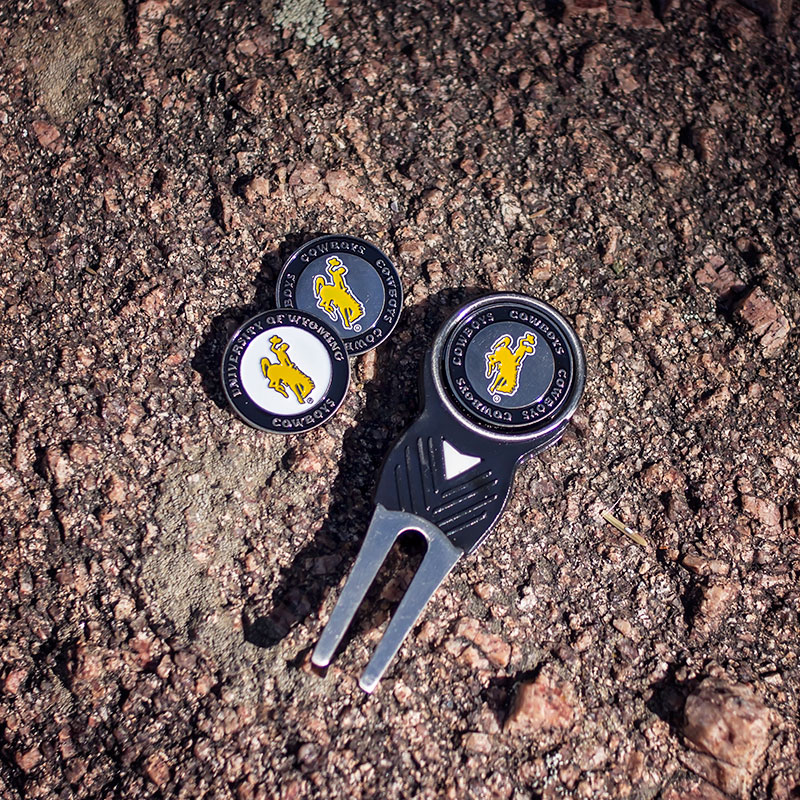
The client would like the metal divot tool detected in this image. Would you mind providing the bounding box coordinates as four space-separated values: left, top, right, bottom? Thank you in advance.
312 293 587 692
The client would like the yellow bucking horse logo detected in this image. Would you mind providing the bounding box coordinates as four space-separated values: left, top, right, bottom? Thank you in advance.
261 335 315 404
485 332 537 398
313 256 365 330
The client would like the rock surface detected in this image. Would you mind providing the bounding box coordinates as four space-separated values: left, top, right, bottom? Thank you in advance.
504 667 578 734
1 0 799 798
735 287 792 357
684 679 773 761
681 678 774 797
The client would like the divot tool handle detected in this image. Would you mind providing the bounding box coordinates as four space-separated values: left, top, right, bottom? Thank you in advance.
312 293 586 691
375 346 569 554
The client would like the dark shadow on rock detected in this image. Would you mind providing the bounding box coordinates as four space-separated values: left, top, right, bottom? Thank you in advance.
190 231 328 411
679 577 703 631
650 0 673 19
242 285 488 659
0 747 26 800
483 667 542 731
646 664 698 735
542 0 565 23
714 285 750 316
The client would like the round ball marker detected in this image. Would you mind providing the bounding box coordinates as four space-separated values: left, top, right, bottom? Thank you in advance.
437 295 585 437
276 235 402 356
221 309 350 434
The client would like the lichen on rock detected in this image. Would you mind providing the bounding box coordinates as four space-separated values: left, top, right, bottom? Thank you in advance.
271 0 340 47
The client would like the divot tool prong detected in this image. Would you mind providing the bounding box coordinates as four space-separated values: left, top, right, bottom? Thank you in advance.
312 506 463 690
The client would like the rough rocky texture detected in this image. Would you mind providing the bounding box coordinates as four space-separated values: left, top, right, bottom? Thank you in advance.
681 678 774 797
1 0 800 798
735 286 792 357
504 667 578 735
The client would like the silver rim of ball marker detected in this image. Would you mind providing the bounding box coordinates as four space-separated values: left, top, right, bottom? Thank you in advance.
433 293 587 443
276 234 403 356
221 308 350 434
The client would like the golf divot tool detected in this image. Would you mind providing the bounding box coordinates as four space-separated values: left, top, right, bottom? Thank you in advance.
312 293 587 691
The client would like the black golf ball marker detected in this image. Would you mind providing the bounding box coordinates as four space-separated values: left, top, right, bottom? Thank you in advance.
312 294 586 691
442 300 576 432
221 309 349 434
277 235 402 356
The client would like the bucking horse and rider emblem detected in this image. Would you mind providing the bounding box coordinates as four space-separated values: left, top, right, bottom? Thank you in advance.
313 256 366 330
261 335 315 405
485 332 537 399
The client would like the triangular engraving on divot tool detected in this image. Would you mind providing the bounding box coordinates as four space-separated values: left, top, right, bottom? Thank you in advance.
442 440 482 481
